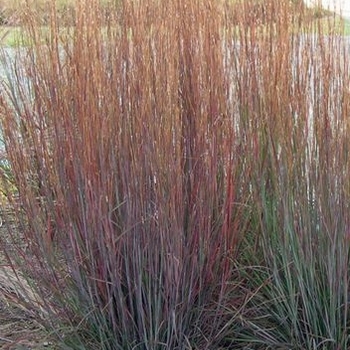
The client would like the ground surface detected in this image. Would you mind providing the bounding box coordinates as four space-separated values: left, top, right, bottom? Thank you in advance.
0 207 59 350
0 299 54 350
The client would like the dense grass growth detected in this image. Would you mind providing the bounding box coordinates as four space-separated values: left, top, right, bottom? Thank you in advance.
0 0 350 349
0 0 75 26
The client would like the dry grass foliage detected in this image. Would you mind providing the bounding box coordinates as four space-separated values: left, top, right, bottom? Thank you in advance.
0 0 349 349
0 266 46 315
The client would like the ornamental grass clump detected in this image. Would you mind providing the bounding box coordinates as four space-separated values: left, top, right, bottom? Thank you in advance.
0 0 250 348
223 4 350 349
1 0 350 349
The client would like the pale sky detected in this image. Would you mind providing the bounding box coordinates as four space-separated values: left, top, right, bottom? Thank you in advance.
304 0 350 18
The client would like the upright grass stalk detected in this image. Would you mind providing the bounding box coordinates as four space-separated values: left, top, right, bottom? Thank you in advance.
1 0 350 349
0 0 249 348
224 2 350 349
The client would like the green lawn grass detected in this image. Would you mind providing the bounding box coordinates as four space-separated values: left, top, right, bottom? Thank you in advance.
312 15 350 35
0 26 24 47
343 18 350 34
0 25 75 47
1 15 350 48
